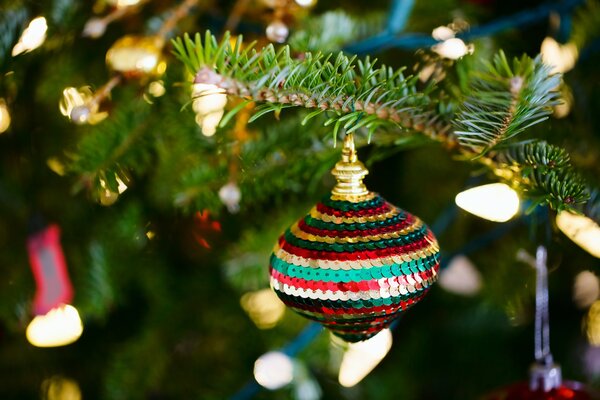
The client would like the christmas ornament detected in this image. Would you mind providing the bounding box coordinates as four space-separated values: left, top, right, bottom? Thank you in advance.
484 247 595 400
105 35 166 79
269 134 440 342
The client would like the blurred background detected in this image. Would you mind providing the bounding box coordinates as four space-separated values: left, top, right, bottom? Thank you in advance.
0 0 599 399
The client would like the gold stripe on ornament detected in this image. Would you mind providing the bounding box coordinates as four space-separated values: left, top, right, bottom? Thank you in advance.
309 207 400 224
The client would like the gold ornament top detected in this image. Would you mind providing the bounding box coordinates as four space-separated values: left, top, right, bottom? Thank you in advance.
331 134 369 199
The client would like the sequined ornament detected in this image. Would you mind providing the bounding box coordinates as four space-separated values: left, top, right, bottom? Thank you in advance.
106 36 166 79
269 134 440 342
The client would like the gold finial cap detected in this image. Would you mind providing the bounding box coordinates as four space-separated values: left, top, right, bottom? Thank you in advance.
331 134 369 197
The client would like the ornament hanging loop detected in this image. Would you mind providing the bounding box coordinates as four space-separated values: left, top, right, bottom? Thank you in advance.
529 245 562 392
331 133 369 198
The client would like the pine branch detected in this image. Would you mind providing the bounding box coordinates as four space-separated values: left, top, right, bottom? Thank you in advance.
453 51 561 154
495 140 571 171
172 31 449 141
491 140 589 210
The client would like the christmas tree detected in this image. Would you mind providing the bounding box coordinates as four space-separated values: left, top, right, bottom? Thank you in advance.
1 0 599 399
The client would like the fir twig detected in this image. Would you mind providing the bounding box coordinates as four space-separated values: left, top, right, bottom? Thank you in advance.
454 51 561 154
172 31 449 141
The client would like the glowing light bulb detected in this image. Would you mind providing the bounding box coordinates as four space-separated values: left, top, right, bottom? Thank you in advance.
432 38 473 60
0 99 10 133
432 26 455 41
455 183 520 222
574 271 600 309
587 301 600 346
219 182 242 213
338 329 393 387
556 211 600 258
82 18 107 39
266 20 289 43
148 80 166 97
12 17 48 56
295 0 317 7
254 351 294 390
439 255 482 296
240 289 285 329
540 37 578 74
42 376 81 400
192 83 227 137
108 0 142 7
26 304 83 347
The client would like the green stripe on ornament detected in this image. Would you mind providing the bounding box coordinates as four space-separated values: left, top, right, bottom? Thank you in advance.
303 212 407 231
270 254 439 283
321 195 384 211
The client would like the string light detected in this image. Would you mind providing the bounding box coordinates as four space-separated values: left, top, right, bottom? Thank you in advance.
41 376 82 400
338 329 393 387
432 37 473 60
26 304 83 347
192 83 227 137
266 20 289 43
455 183 520 222
431 26 455 41
59 86 108 125
12 17 48 56
0 99 10 133
540 37 578 74
240 289 286 329
573 271 600 309
556 211 600 258
439 255 482 296
254 351 295 390
587 301 600 346
295 0 317 7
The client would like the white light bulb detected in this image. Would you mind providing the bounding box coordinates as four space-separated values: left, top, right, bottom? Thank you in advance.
574 271 600 309
432 26 455 41
556 211 600 258
240 289 285 329
0 99 10 133
338 329 393 387
432 38 473 60
192 83 227 136
82 18 107 39
266 20 289 43
26 304 83 347
295 0 317 7
439 255 482 296
254 351 294 390
12 16 48 56
540 37 578 74
219 182 242 213
455 183 520 222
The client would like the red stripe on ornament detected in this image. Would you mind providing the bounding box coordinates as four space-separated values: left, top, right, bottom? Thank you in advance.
280 236 432 260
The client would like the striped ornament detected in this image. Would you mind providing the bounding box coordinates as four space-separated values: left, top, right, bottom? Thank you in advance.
269 192 440 342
